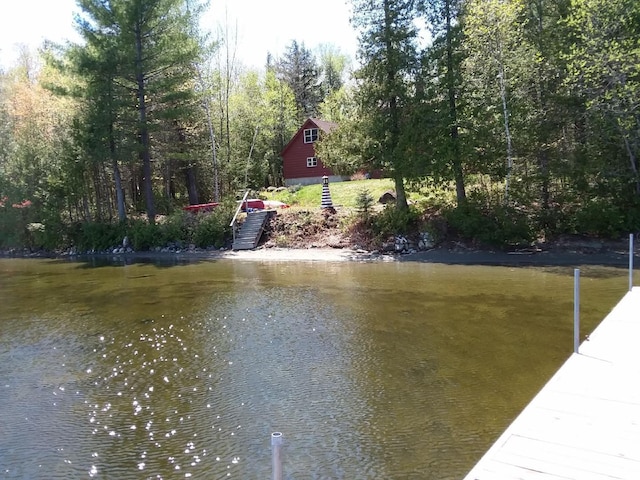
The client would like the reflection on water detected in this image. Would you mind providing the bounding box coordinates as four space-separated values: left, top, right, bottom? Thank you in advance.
0 258 627 479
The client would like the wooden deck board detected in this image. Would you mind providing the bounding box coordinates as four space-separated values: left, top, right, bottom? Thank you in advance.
464 288 640 480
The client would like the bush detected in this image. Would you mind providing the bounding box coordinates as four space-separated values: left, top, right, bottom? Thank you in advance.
74 221 127 251
36 211 69 251
355 188 375 218
444 202 533 248
573 198 627 238
128 219 161 251
159 210 191 246
370 204 420 237
189 201 235 248
192 211 229 248
0 206 25 248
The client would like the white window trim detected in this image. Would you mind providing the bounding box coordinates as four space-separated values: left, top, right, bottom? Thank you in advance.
303 128 318 143
306 157 317 167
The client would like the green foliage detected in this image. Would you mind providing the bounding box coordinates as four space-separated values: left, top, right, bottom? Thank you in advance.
192 208 232 248
276 40 323 121
350 0 421 210
72 221 128 252
127 220 160 251
34 211 69 251
0 204 27 248
160 210 191 245
74 0 205 222
572 198 630 238
63 201 236 253
565 0 640 195
314 115 370 176
443 201 533 248
370 205 421 237
2 0 639 252
355 188 375 218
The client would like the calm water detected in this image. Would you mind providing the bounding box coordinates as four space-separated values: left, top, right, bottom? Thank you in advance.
0 257 628 479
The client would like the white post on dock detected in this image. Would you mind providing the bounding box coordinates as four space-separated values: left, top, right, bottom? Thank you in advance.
629 233 634 292
271 432 283 480
574 268 580 354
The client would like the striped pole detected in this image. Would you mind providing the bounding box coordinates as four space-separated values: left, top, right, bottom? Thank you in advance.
321 176 333 209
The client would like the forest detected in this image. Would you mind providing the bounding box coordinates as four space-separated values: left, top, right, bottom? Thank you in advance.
0 0 638 252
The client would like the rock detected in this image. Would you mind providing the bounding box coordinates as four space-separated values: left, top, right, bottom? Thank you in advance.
418 232 435 250
378 190 397 204
395 235 408 252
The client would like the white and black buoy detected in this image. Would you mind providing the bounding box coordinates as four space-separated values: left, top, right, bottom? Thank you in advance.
321 175 334 210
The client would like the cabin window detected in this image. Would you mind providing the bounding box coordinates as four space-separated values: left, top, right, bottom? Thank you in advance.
304 128 318 143
306 157 317 167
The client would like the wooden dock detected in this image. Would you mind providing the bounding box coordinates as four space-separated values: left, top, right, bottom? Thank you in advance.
464 287 640 480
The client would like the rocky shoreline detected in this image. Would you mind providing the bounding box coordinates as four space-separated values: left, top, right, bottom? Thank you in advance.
1 237 636 268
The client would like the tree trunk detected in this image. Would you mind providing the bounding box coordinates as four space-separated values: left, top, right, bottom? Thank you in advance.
497 47 513 202
185 166 199 204
622 133 640 195
539 149 550 210
445 0 466 206
199 74 220 201
93 163 103 221
135 23 155 223
394 173 409 211
383 0 408 212
112 156 126 222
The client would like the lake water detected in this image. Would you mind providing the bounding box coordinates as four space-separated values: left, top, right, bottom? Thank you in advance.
0 257 628 479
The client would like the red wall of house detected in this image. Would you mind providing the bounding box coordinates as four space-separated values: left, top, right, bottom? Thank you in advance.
282 133 333 180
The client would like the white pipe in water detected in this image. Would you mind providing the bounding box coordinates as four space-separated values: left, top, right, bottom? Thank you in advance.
574 268 580 354
630 234 634 292
271 432 283 480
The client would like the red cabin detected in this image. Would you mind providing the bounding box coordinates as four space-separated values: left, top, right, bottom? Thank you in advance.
281 118 348 186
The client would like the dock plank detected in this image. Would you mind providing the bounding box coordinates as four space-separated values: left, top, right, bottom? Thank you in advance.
464 288 640 480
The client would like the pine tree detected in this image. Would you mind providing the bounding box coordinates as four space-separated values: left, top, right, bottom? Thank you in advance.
75 0 203 222
276 40 323 122
421 0 467 205
350 0 420 211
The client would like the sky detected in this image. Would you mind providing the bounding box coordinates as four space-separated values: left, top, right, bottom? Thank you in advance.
0 0 359 71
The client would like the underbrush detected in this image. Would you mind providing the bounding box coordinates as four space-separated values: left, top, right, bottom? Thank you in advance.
3 182 637 254
52 202 237 253
442 201 534 249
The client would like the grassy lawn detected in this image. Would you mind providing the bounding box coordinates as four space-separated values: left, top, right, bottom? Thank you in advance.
261 179 415 208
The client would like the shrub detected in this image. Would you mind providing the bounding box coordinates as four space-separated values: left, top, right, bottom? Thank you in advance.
370 204 420 237
0 205 25 248
75 221 127 251
573 198 627 238
355 188 375 218
191 202 235 248
159 210 191 245
444 202 533 248
36 211 69 251
128 219 161 251
193 213 226 248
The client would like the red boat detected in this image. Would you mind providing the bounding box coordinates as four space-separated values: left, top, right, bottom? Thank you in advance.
183 199 288 214
182 202 219 213
241 199 265 211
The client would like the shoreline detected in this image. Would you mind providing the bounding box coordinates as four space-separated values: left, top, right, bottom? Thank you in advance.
3 244 635 268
